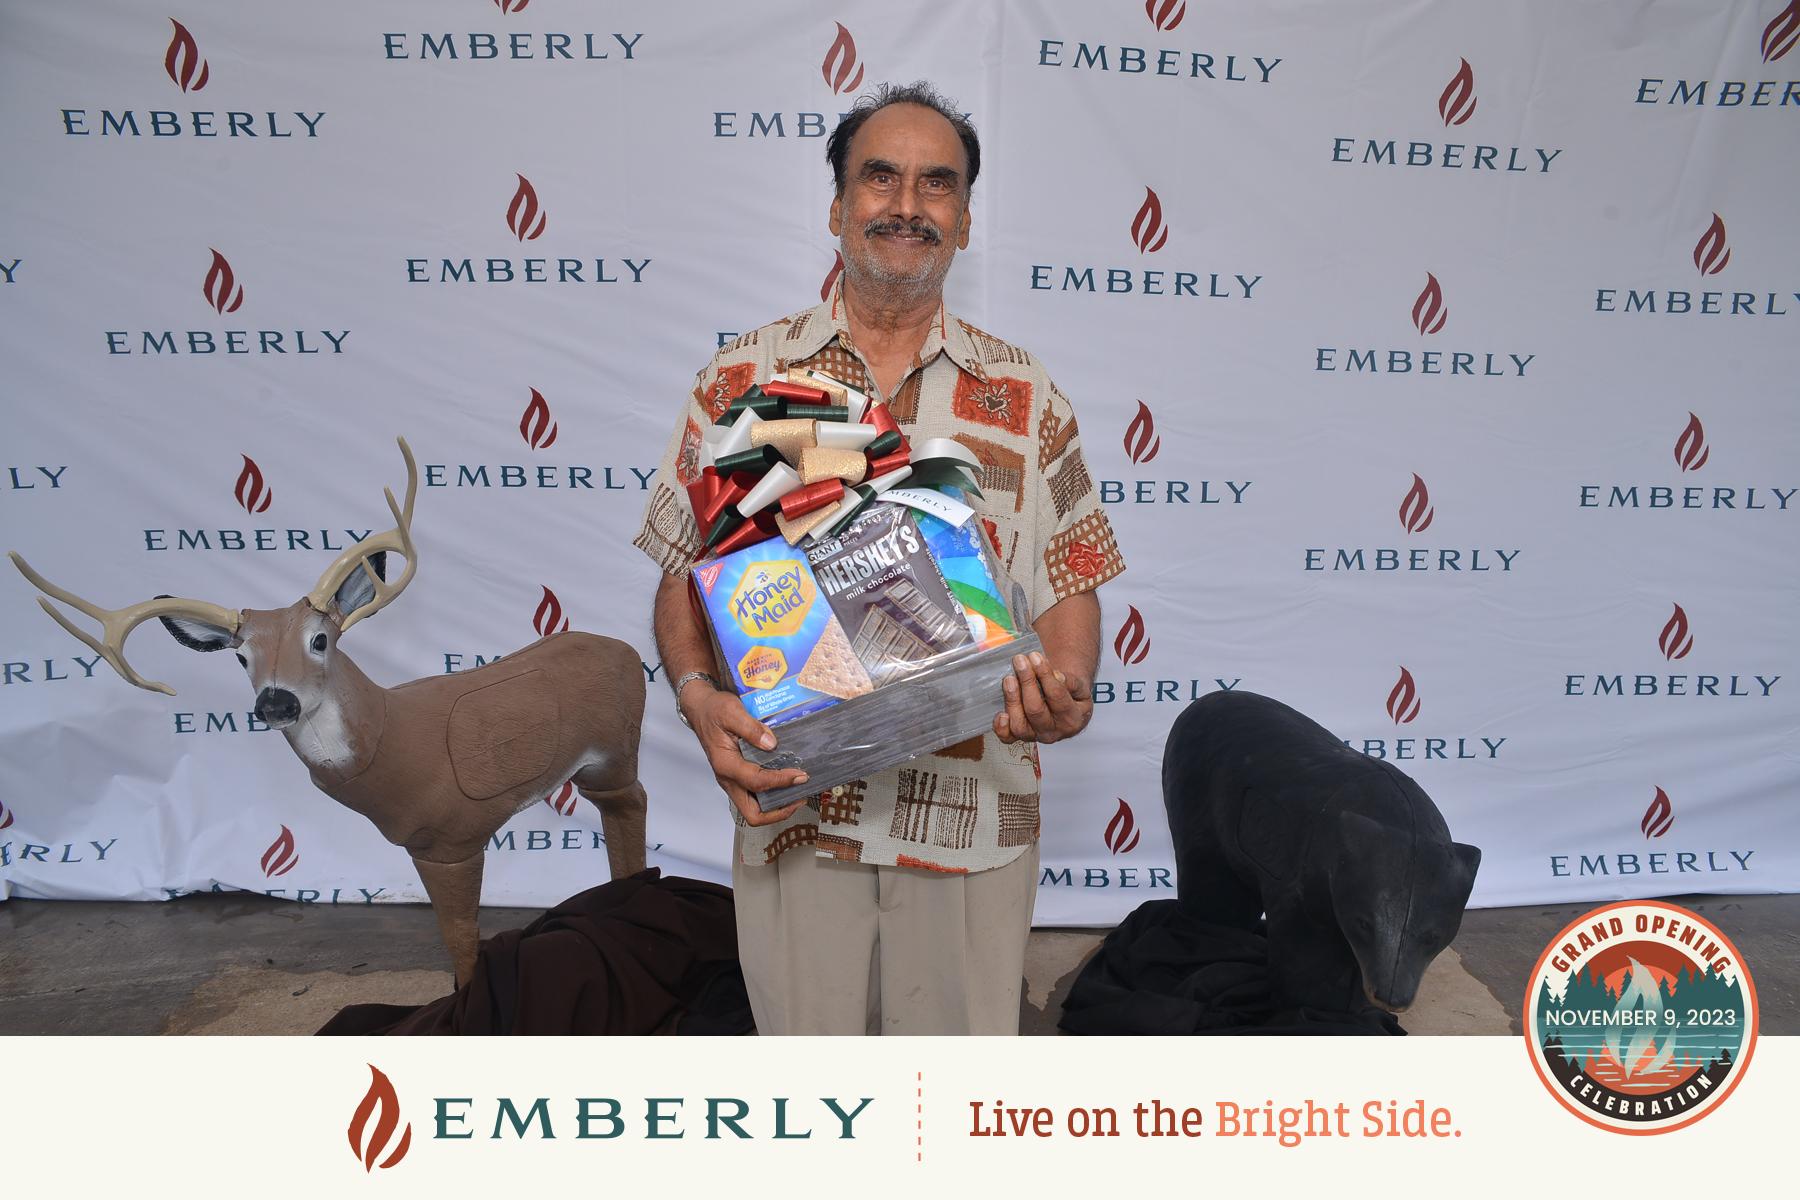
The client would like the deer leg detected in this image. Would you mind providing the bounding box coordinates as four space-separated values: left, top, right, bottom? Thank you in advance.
410 854 485 986
575 770 648 880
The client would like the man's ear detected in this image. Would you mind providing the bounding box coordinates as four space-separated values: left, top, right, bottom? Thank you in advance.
957 200 972 250
828 192 843 238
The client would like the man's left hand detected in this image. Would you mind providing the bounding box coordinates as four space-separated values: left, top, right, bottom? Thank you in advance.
994 650 1092 745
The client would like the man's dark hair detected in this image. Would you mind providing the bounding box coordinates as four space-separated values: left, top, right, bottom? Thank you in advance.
826 81 980 197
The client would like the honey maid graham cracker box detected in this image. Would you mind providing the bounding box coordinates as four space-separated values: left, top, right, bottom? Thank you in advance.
691 503 1012 725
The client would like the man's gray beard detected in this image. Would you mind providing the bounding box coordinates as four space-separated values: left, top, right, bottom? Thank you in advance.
839 225 956 306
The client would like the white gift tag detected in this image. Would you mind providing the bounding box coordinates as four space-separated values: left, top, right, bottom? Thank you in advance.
884 486 976 527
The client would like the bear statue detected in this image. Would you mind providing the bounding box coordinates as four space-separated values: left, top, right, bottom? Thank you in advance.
1162 690 1481 1017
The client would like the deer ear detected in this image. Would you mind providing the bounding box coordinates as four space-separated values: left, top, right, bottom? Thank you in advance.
154 595 238 651
330 552 387 623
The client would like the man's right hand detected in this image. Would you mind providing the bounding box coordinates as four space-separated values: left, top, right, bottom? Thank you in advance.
680 683 809 826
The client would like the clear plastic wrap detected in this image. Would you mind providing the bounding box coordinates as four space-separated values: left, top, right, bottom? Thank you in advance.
689 499 1035 811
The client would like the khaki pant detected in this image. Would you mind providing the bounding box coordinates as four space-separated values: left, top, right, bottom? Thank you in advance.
731 837 1040 1035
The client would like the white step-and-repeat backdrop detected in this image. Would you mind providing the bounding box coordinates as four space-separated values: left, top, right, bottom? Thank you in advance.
2 1 1796 920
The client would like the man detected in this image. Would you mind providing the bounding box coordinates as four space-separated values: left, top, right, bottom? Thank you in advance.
633 82 1124 1035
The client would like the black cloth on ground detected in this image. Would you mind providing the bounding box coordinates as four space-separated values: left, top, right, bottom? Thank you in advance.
1059 900 1403 1036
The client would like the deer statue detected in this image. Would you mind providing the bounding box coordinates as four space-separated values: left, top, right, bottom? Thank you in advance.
9 437 648 985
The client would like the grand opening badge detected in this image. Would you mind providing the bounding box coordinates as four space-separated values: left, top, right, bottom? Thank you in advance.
1524 900 1758 1134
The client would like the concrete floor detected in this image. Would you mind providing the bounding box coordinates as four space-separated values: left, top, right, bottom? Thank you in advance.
1 891 1793 1036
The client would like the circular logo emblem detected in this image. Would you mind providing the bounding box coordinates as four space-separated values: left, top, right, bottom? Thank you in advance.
1525 900 1757 1134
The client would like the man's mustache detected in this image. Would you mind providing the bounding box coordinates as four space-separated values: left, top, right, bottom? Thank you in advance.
863 217 943 244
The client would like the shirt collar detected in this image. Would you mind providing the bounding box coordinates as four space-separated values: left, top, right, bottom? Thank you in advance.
792 276 987 381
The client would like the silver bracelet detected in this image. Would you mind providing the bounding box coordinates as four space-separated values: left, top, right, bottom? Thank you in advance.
671 670 722 728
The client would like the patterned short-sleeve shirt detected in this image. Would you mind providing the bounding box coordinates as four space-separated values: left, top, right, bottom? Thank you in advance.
634 282 1126 872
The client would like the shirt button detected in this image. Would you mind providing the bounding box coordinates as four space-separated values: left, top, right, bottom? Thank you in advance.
831 786 846 797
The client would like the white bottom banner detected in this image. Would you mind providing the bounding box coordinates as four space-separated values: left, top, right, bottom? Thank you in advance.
5 1036 1785 1193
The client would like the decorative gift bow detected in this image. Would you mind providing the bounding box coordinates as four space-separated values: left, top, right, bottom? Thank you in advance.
687 369 984 560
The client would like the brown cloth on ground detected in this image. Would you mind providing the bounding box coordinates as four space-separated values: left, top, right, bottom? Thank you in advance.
317 869 753 1035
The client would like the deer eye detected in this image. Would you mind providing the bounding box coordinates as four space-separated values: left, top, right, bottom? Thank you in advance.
310 633 328 653
235 653 247 668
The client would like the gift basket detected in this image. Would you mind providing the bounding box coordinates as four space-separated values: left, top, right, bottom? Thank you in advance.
686 370 1039 811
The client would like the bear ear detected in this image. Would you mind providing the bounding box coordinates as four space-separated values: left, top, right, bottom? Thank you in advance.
1335 808 1389 855
1451 841 1482 881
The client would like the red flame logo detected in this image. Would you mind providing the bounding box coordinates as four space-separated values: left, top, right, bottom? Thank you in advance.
1411 273 1447 335
1641 787 1674 839
520 388 559 450
1659 603 1694 661
546 780 579 816
1123 400 1161 464
1129 187 1169 254
1113 605 1150 666
1764 0 1800 62
1693 213 1730 276
164 19 210 93
1673 412 1710 472
202 249 244 315
1145 0 1187 32
1104 798 1142 854
0 800 13 831
507 174 547 242
821 250 844 302
1438 58 1477 126
260 825 298 878
1397 474 1435 534
234 455 273 514
494 0 531 13
348 1065 413 1172
534 585 571 636
1386 667 1422 725
822 23 866 95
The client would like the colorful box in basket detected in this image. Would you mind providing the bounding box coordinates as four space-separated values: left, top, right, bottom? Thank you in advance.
691 546 846 724
690 500 1019 726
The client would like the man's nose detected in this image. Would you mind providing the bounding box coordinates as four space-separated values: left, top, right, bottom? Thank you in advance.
889 182 920 220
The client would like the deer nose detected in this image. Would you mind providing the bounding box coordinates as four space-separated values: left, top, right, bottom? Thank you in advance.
255 687 301 726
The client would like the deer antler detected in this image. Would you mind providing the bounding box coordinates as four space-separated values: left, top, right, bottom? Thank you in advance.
305 437 418 633
7 552 241 696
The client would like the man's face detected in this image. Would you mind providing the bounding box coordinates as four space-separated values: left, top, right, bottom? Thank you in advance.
829 103 972 295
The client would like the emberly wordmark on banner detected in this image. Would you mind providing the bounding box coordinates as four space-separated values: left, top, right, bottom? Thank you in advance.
1304 475 1521 575
1562 598 1781 700
380 33 643 62
1031 187 1261 300
5 466 67 490
406 173 650 286
1632 1 1800 108
1578 412 1796 513
1593 213 1797 320
106 248 348 357
142 529 371 553
2 655 104 686
1035 41 1281 84
1547 789 1756 882
62 110 323 138
61 19 325 140
1331 58 1563 175
1315 273 1537 380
